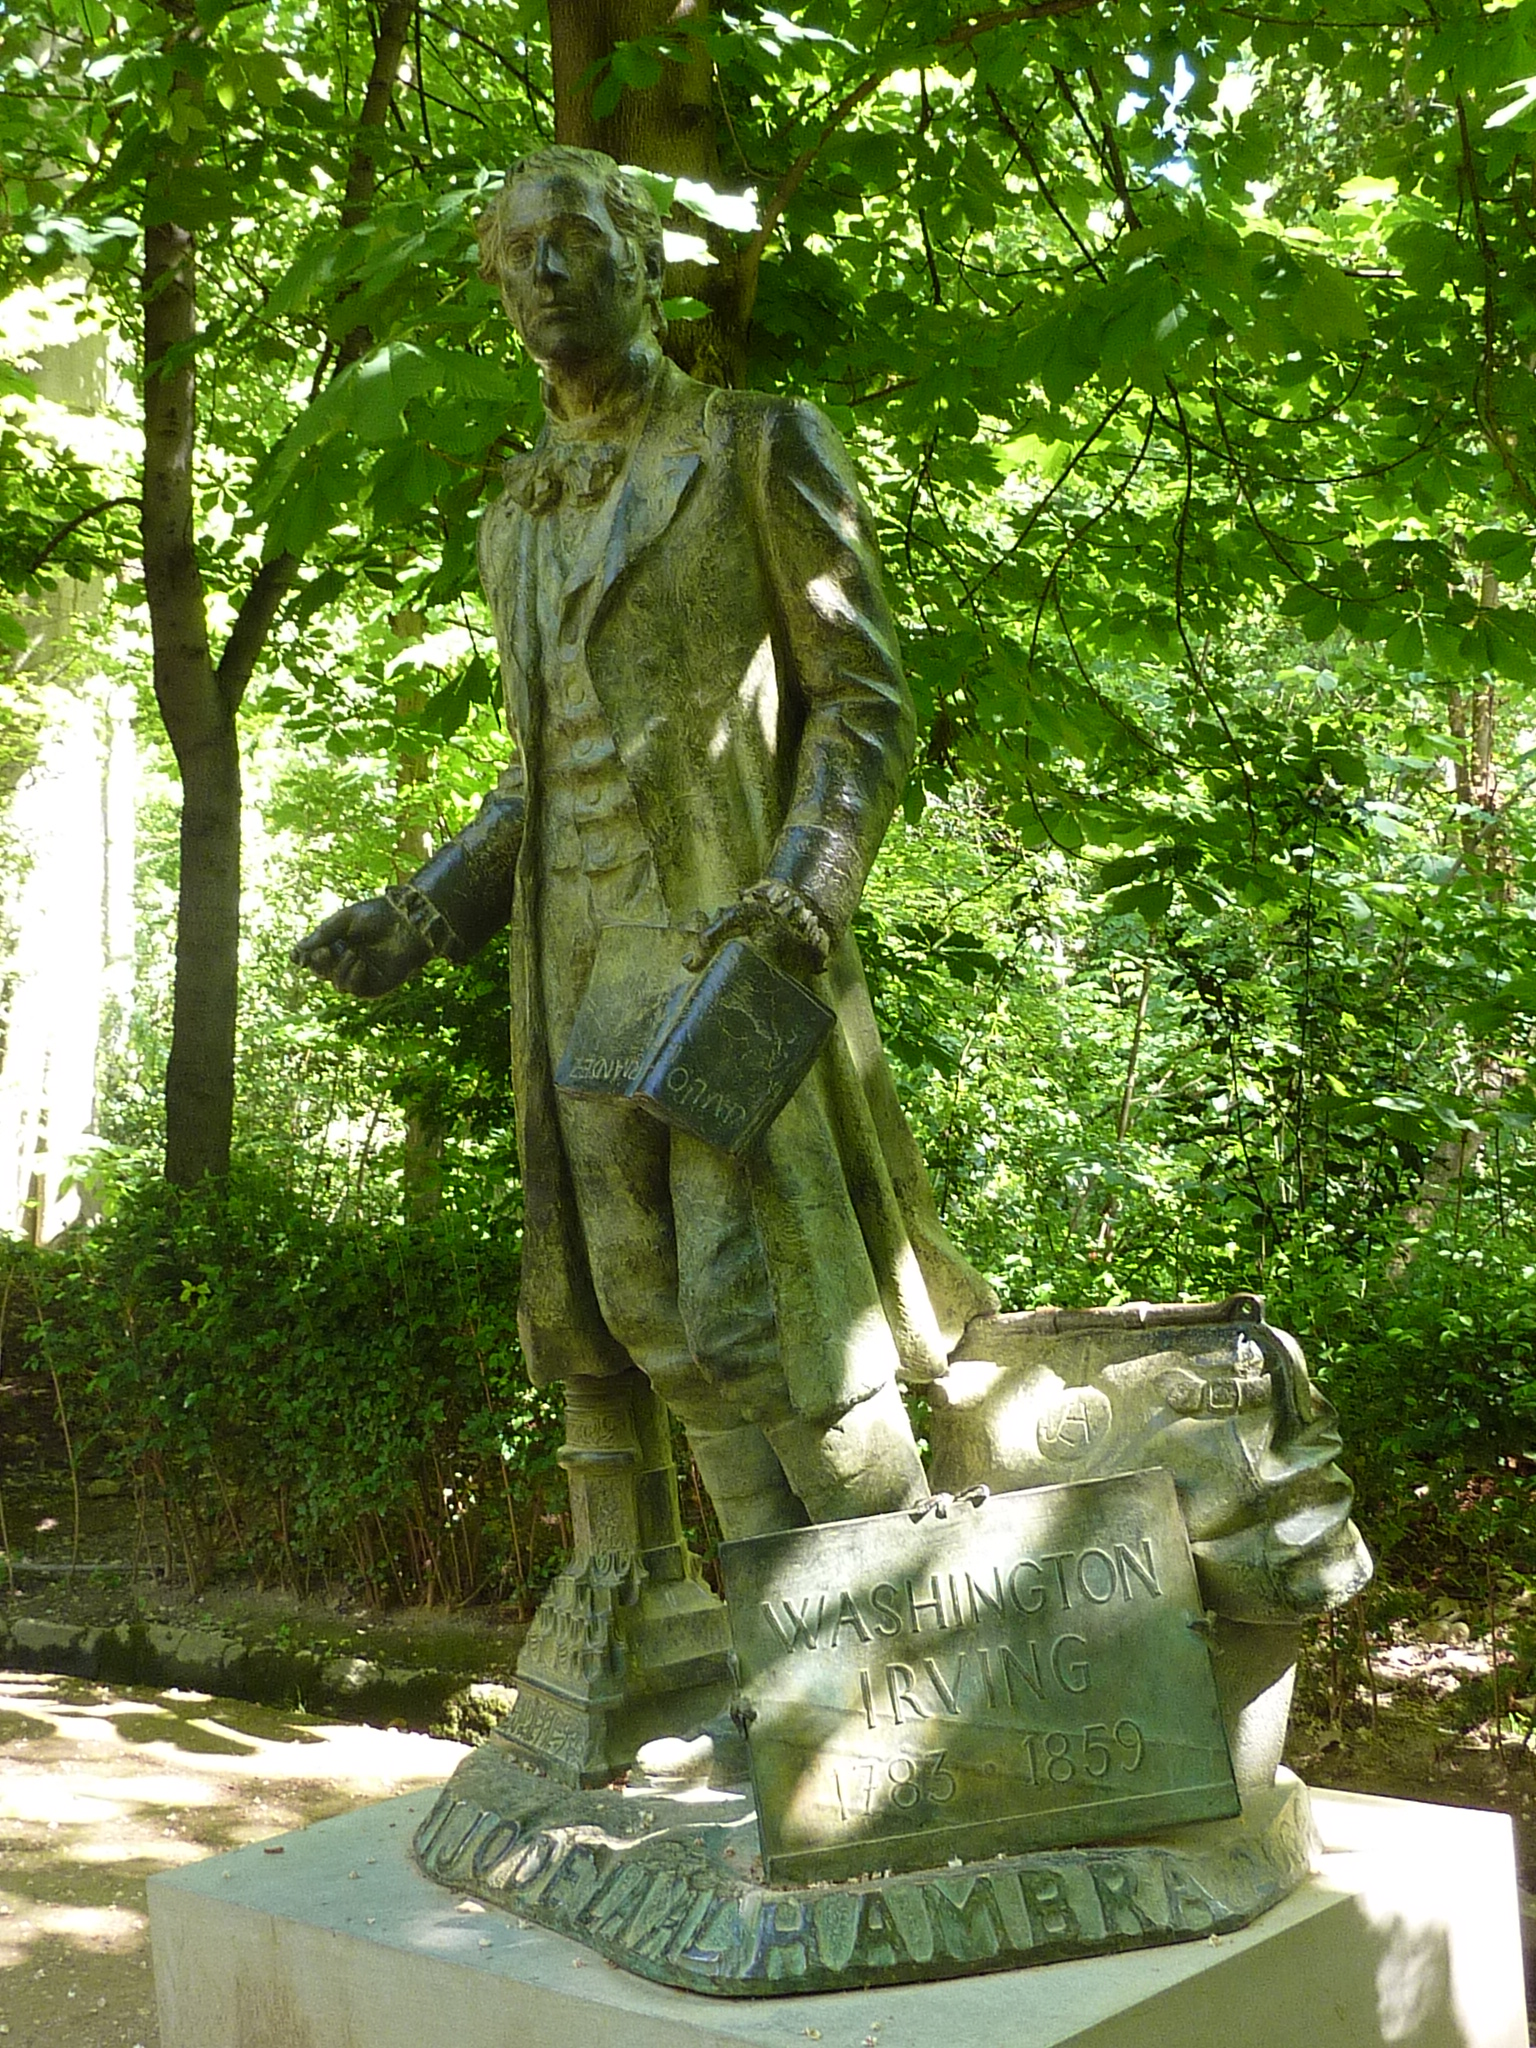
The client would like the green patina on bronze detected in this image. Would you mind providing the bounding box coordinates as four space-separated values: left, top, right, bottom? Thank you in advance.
555 925 834 1154
721 1471 1238 1886
292 144 994 1592
294 141 1374 1980
292 141 1004 1786
410 1744 1315 1997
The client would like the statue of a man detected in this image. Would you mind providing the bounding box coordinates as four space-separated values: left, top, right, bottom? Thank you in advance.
295 146 993 1542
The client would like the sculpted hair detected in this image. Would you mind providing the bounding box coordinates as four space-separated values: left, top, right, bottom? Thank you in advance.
477 146 668 337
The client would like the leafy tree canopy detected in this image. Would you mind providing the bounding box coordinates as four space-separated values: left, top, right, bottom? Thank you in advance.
4 0 1531 783
3 0 1535 1198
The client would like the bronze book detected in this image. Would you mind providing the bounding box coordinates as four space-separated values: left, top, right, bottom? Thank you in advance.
554 924 834 1155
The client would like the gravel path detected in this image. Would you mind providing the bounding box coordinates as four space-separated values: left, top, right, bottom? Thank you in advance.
0 1670 466 2047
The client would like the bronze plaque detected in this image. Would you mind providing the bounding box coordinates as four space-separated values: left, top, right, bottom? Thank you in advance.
719 1470 1238 1884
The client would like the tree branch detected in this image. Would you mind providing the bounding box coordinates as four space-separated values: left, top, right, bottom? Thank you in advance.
1162 385 1257 841
948 0 1107 43
211 0 418 706
736 0 1106 326
23 495 139 579
917 205 944 304
339 0 417 232
419 6 555 117
216 553 299 715
845 374 921 406
332 0 418 372
986 84 1108 280
1083 64 1142 230
734 68 883 318
960 389 1130 605
1023 398 1155 665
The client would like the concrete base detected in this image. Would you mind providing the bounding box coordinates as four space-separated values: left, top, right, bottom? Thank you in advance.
149 1786 1529 2048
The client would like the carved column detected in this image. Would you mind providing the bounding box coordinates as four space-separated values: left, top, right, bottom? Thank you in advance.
495 1367 732 1786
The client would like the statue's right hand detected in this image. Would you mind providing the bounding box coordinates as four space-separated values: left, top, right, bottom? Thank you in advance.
290 897 431 998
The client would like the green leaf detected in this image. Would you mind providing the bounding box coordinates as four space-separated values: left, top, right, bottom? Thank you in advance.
419 654 496 737
1108 880 1173 924
290 567 347 625
1290 265 1368 346
1468 529 1534 576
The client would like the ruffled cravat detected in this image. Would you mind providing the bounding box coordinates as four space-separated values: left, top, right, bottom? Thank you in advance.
504 436 628 515
504 350 661 515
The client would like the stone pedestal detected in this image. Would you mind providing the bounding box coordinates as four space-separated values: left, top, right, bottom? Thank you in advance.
149 1784 1529 2048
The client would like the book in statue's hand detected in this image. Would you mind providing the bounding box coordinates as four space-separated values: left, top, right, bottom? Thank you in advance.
554 923 834 1155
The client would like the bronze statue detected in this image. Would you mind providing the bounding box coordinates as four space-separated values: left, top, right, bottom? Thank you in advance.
294 145 994 1547
296 151 1376 1986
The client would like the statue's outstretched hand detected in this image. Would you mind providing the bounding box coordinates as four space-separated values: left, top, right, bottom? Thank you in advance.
291 897 430 998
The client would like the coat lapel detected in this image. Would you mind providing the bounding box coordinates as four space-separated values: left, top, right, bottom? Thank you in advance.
478 492 539 751
558 367 708 645
504 505 539 748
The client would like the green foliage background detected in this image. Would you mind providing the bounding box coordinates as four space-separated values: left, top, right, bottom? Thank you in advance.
2 0 1536 1624
0 1172 563 1608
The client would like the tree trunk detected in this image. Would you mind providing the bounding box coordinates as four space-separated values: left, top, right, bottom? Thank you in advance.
142 9 417 1184
163 723 242 1184
548 0 747 383
402 1103 445 1218
550 0 714 171
142 206 239 1185
334 0 419 365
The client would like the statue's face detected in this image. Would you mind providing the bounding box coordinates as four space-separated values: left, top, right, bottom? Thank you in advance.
495 169 651 372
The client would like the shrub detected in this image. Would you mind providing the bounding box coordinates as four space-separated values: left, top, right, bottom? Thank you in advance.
0 1163 565 1609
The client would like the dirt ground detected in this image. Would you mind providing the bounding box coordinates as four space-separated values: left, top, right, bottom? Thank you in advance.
1287 1622 1536 1898
0 1670 467 2048
1286 1618 1536 2035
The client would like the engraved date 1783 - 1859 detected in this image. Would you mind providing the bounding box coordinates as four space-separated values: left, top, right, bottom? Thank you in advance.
826 1716 1147 1826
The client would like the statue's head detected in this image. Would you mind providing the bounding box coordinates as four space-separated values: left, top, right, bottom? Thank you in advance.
476 146 667 369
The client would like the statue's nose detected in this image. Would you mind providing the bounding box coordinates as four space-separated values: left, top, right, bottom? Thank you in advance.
534 235 569 284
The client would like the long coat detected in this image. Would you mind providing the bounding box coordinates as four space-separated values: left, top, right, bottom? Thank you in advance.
474 358 994 1419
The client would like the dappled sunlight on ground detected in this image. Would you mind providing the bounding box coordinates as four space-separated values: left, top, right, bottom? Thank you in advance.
0 1901 146 1966
0 1669 467 2047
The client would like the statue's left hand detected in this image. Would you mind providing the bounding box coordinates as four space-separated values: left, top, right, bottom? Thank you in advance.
684 881 831 976
683 898 772 973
